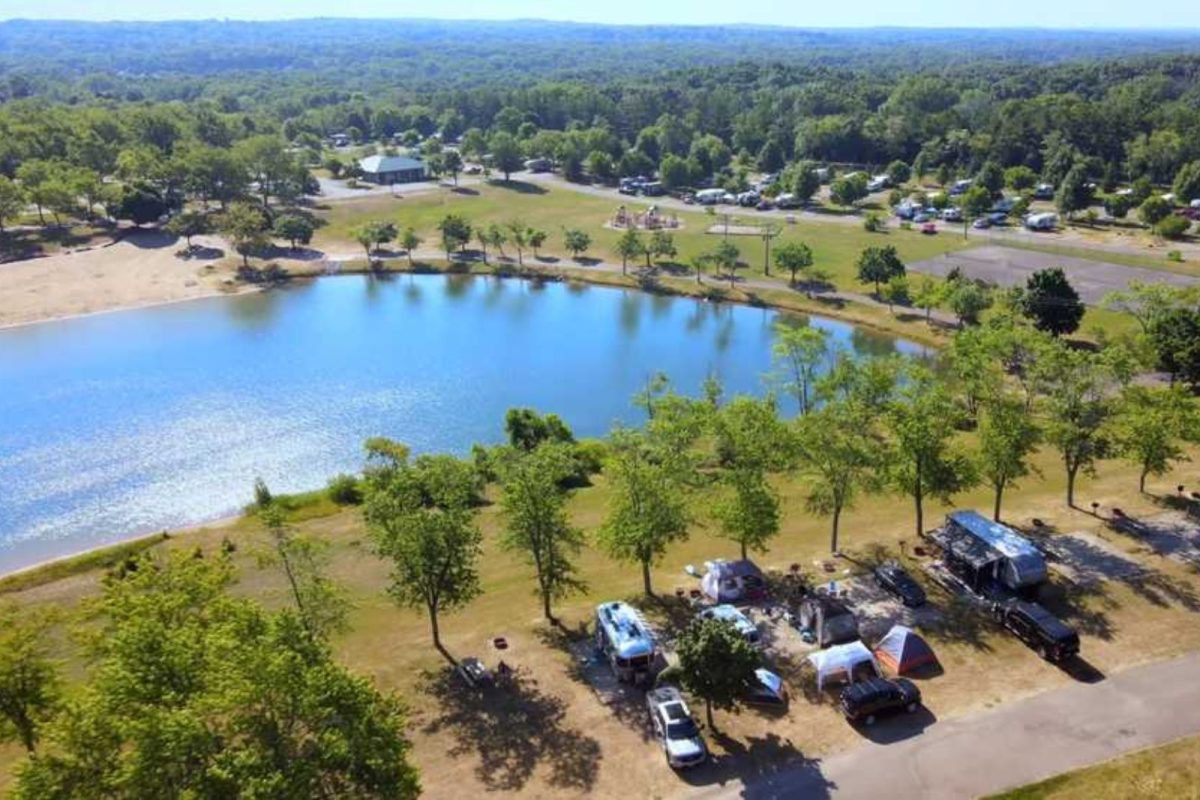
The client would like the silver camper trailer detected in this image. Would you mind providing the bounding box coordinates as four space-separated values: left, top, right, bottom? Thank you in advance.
937 510 1048 597
595 601 657 685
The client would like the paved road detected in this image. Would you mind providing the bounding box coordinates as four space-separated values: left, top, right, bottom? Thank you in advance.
910 245 1200 305
687 651 1200 799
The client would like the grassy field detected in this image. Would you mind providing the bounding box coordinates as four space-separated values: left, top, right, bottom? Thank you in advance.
312 180 975 292
3 425 1199 797
988 734 1200 800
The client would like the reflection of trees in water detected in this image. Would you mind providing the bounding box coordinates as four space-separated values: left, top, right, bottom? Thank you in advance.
443 273 473 299
714 314 735 353
649 293 672 319
618 290 642 336
403 279 422 304
227 286 285 328
849 326 897 358
685 300 710 332
482 275 506 308
564 281 588 296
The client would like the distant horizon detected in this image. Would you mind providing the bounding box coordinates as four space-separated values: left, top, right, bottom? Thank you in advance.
3 17 1200 33
4 0 1200 30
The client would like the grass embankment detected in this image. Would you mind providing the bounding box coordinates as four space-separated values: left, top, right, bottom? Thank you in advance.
988 734 1200 800
4 427 1200 797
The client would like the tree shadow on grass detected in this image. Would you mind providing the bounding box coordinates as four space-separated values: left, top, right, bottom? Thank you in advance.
494 179 548 195
420 666 601 792
684 729 833 796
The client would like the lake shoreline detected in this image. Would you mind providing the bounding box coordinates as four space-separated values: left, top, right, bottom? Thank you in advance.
1 266 940 583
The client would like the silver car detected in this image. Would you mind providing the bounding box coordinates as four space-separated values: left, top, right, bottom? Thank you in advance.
646 687 708 769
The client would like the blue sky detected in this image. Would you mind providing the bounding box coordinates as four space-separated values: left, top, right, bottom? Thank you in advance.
1 0 1196 28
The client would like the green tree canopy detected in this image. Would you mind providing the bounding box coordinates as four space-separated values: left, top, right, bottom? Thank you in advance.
673 617 761 729
1020 267 1084 336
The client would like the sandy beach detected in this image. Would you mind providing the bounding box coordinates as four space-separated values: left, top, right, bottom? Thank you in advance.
0 229 251 329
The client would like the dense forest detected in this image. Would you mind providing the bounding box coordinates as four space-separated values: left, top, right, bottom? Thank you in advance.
4 21 1200 194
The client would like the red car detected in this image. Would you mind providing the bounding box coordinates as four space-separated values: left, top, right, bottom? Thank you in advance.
921 222 937 235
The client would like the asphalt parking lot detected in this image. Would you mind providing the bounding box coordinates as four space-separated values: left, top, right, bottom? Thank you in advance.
908 245 1200 304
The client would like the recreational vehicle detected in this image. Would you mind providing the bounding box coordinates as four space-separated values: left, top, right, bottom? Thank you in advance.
595 601 657 685
695 188 726 205
1024 212 1058 231
935 510 1048 597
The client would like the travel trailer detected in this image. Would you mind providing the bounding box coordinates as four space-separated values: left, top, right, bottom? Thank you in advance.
936 510 1048 597
595 601 657 685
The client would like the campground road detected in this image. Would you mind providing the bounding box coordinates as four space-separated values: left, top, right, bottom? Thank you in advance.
685 650 1200 799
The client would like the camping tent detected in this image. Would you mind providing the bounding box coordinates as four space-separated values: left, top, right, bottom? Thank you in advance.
807 641 879 690
873 625 938 675
700 559 766 603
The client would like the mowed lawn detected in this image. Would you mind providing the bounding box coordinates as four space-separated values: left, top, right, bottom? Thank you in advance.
988 734 1200 800
312 180 975 291
4 432 1200 797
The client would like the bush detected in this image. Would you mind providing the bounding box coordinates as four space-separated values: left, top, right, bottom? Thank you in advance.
1167 250 1184 262
573 438 608 476
326 473 362 505
1155 215 1191 240
863 212 885 232
899 220 913 231
253 477 273 509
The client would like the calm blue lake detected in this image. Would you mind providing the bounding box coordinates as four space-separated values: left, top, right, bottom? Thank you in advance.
0 275 925 571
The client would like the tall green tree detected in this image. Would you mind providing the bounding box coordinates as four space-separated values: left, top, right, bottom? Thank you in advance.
364 455 483 658
713 468 780 560
614 228 643 275
0 605 59 753
711 239 741 288
771 321 829 415
795 401 879 553
218 201 269 267
563 228 591 259
0 176 27 233
437 213 472 257
885 369 978 537
856 245 905 296
673 617 760 729
1041 345 1112 507
1110 385 1198 493
499 443 586 622
259 503 350 643
597 430 691 596
773 240 813 286
1020 267 1084 336
488 131 523 181
13 552 419 800
978 396 1042 521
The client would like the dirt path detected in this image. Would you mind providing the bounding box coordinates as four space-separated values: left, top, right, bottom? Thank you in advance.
688 650 1200 799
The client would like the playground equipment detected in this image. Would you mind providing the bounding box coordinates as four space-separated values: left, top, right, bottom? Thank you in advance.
611 204 681 231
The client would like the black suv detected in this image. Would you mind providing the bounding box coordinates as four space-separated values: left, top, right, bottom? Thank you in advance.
992 600 1080 663
873 561 927 607
839 677 922 726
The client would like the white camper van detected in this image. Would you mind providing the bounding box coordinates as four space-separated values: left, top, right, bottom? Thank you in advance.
1024 212 1058 231
695 188 726 205
595 601 657 685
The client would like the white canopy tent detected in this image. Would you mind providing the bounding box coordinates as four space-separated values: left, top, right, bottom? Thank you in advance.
806 641 880 690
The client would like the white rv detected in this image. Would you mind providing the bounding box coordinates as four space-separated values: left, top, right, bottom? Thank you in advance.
595 601 657 684
695 188 726 205
1025 212 1058 231
867 174 890 192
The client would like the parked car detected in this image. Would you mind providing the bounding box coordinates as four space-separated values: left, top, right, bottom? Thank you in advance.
744 668 789 708
640 181 665 197
736 191 760 207
912 211 933 223
992 600 1080 663
972 217 991 229
721 192 737 205
775 192 801 209
987 211 1009 225
756 199 775 211
698 604 761 648
921 222 937 235
646 687 708 769
839 676 922 726
873 561 927 607
941 207 963 222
